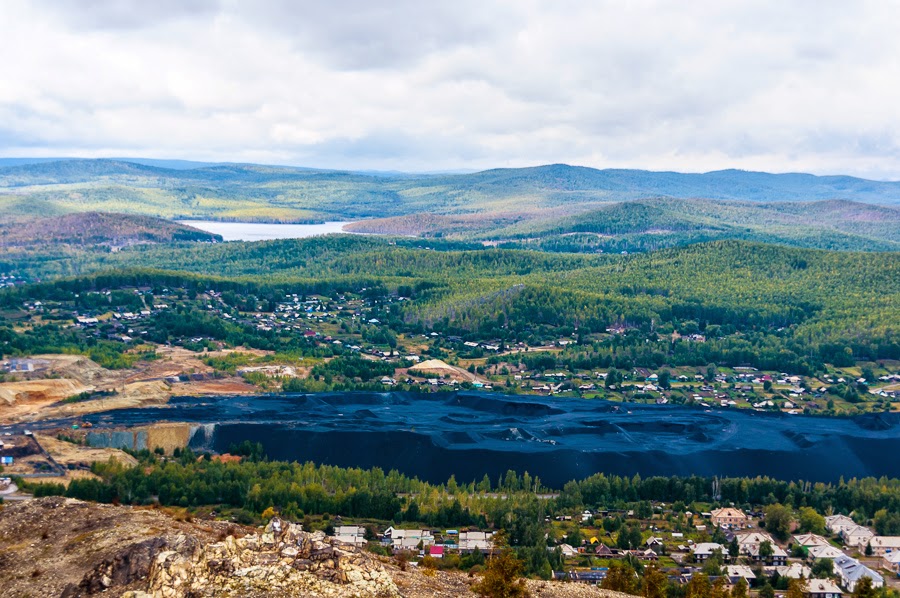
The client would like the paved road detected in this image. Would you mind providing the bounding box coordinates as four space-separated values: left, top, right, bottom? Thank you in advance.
0 482 32 501
1 493 33 501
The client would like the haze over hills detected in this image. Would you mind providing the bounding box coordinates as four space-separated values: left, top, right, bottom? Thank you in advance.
2 158 900 210
1 158 899 252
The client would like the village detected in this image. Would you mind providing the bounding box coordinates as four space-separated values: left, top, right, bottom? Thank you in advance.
321 505 900 596
2 282 897 421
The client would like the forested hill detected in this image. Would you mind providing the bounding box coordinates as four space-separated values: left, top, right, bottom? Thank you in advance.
4 159 900 203
2 159 899 223
0 212 222 248
348 197 900 253
410 164 900 204
6 236 897 371
3 158 899 252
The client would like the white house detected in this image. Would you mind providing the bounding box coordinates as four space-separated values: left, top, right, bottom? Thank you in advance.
725 565 756 584
833 555 883 593
458 531 494 553
793 533 831 548
804 578 843 598
333 525 367 547
840 525 874 548
773 563 812 579
866 536 900 556
691 542 725 561
735 531 776 551
808 545 845 560
824 515 856 535
882 551 900 574
382 527 434 551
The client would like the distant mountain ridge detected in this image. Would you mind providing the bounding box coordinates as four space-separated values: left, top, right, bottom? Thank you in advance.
2 158 899 204
0 158 898 253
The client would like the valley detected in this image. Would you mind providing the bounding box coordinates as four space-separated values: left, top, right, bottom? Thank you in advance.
1 158 898 597
2 160 899 253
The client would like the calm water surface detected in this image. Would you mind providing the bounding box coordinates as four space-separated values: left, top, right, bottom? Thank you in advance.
178 220 352 241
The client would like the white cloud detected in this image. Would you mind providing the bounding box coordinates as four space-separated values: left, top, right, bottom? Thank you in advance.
1 0 899 178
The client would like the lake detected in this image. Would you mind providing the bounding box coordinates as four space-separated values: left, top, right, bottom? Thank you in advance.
177 220 352 242
20 392 900 487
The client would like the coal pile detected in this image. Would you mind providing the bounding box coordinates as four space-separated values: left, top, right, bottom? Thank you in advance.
25 391 900 487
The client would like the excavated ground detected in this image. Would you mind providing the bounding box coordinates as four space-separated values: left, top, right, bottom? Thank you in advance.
0 498 635 598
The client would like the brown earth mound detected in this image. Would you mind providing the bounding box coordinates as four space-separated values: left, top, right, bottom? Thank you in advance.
408 359 478 382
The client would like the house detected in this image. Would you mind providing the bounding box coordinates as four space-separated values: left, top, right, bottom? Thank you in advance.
692 542 725 561
807 545 845 560
866 536 900 556
711 508 749 528
794 533 831 548
628 548 658 561
646 537 664 550
833 555 883 592
382 527 434 551
393 537 423 551
725 565 756 584
333 525 367 547
804 578 843 598
595 543 618 557
569 570 607 584
839 525 874 548
458 531 493 553
745 544 787 567
882 551 900 574
773 563 812 579
825 515 857 535
735 531 776 551
557 543 579 558
429 545 445 559
745 542 788 566
735 532 786 565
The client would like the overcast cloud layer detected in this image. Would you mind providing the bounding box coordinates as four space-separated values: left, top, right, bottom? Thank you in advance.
1 0 899 177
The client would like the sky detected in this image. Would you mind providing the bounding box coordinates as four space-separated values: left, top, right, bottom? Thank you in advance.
1 1 899 178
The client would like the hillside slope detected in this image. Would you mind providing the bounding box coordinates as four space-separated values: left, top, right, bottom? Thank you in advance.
0 212 222 248
2 159 899 218
0 497 630 598
348 198 900 252
3 159 899 252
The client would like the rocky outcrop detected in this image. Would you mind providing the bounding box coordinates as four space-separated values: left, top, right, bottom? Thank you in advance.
61 537 186 597
0 498 398 598
127 517 398 598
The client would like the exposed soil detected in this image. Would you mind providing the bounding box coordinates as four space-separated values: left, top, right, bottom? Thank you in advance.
0 349 268 424
0 497 228 597
169 378 258 395
36 434 138 469
0 378 93 410
0 497 635 598
408 359 481 382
